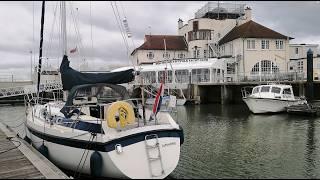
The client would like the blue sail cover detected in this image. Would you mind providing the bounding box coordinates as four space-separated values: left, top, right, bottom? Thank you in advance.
59 55 135 90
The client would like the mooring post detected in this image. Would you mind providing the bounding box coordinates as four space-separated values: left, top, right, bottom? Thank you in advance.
306 48 314 101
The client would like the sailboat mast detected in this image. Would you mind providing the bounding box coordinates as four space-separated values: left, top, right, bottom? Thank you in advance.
60 1 69 101
60 1 67 55
37 1 46 94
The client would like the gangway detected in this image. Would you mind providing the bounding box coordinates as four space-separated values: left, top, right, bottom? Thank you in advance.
0 81 62 99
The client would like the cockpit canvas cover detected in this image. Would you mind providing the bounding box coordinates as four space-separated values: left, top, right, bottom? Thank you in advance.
59 55 135 90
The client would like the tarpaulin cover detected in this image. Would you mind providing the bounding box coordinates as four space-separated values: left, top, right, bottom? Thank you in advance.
59 55 135 90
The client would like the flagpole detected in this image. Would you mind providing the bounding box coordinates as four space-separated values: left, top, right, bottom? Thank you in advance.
163 38 169 97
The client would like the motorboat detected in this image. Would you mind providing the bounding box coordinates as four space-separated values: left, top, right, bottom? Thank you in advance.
241 84 307 114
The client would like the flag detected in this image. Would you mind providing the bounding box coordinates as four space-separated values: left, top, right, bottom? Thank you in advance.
70 47 77 53
152 82 164 116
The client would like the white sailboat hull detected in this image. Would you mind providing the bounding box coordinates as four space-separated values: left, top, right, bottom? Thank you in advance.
25 106 182 179
243 97 306 114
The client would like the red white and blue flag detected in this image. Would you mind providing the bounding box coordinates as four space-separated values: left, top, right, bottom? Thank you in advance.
152 81 164 116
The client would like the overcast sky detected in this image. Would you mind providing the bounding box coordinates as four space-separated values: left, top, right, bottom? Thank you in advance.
0 1 319 81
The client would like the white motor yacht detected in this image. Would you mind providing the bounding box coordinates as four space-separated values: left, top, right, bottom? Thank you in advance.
241 84 307 114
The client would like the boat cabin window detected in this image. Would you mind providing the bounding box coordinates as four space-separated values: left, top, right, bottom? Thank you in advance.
74 86 124 104
252 87 260 94
271 87 281 94
260 86 270 92
283 88 292 95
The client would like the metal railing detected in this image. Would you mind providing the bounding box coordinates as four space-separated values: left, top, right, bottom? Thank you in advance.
25 96 172 132
0 80 62 99
195 2 245 18
225 71 306 83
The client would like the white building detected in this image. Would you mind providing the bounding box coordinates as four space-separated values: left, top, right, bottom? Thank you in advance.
288 44 320 80
131 35 188 65
131 2 320 82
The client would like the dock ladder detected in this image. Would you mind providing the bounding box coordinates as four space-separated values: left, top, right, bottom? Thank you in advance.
144 134 165 177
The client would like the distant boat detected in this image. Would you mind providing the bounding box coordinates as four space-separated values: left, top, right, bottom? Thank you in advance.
241 84 307 114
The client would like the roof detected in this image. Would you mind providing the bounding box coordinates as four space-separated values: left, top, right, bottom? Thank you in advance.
115 58 225 72
131 35 188 55
219 20 294 45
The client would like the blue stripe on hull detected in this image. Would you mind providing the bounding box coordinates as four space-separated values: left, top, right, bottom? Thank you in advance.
27 125 183 152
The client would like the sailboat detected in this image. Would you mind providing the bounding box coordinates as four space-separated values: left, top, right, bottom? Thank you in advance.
25 1 184 179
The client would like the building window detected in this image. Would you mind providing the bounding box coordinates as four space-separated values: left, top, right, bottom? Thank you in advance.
187 30 211 41
193 21 198 31
261 40 269 49
178 53 185 59
158 70 172 83
141 71 156 83
251 63 260 75
247 40 255 49
227 63 235 74
175 69 189 83
147 52 154 59
191 68 210 83
295 47 299 54
204 50 207 58
298 61 303 72
163 52 170 59
276 40 284 49
251 60 279 75
196 50 200 58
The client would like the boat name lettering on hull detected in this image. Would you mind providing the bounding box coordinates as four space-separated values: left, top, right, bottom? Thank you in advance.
162 142 176 147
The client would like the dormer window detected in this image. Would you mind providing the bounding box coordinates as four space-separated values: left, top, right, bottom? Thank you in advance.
163 52 170 59
178 53 185 59
147 52 154 59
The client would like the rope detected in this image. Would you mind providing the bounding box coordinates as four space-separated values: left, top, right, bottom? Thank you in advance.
69 2 86 65
44 2 59 61
73 133 96 178
110 2 129 56
0 137 22 155
77 133 96 178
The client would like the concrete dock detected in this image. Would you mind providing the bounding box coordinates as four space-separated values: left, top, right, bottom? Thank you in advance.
0 122 70 179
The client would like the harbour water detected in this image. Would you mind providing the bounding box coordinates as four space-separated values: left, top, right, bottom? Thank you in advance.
0 104 320 179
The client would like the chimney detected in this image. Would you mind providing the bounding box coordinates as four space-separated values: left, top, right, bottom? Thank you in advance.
245 7 252 21
178 18 183 29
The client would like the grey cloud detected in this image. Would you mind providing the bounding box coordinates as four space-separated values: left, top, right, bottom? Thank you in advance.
0 1 319 80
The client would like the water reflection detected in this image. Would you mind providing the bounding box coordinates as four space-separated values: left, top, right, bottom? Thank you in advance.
304 118 318 178
0 105 320 178
171 104 320 179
